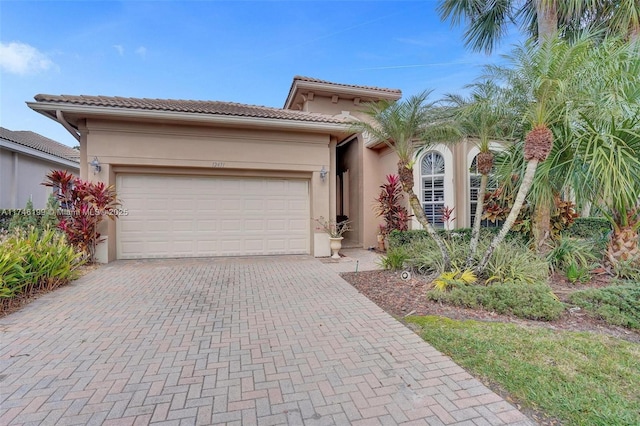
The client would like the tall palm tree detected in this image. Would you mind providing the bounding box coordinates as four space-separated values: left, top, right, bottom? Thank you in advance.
438 0 639 248
442 81 513 265
437 0 639 53
476 35 593 273
351 91 455 271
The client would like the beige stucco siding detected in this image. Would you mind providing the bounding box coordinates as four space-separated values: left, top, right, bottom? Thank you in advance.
82 119 333 262
365 145 402 245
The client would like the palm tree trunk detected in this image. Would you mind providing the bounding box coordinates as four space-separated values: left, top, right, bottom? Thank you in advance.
466 173 488 267
407 192 452 271
398 160 451 271
477 159 539 273
536 0 558 40
532 201 552 252
606 226 640 266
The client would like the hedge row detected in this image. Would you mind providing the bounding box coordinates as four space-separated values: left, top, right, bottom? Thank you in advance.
388 217 612 249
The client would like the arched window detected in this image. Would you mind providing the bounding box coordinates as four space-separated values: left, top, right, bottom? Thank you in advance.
421 152 445 227
469 154 500 228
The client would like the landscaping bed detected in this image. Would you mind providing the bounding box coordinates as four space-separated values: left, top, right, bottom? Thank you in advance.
341 269 640 343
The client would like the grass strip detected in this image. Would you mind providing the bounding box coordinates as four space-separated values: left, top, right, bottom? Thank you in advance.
406 315 640 426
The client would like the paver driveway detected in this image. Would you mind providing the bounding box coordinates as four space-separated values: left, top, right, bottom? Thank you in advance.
0 256 534 426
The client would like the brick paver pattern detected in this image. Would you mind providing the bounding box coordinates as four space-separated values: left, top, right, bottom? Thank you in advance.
0 256 535 425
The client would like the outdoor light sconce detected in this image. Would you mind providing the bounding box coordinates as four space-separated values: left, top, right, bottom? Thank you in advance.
90 157 102 174
320 165 328 182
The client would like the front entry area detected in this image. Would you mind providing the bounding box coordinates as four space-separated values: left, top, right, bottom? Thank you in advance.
116 174 310 259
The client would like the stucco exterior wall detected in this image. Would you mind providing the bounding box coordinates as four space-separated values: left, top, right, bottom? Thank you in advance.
0 147 79 209
81 119 333 262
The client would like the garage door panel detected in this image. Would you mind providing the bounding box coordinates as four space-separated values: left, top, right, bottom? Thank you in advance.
117 174 309 259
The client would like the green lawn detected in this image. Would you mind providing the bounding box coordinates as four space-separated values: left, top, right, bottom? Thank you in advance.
406 316 640 426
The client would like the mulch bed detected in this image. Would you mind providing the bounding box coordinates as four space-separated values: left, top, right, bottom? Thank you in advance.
341 269 640 344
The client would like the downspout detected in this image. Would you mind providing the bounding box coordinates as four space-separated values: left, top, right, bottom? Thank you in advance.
56 110 80 142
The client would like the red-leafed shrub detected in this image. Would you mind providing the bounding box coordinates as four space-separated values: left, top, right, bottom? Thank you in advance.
375 174 411 236
43 170 120 262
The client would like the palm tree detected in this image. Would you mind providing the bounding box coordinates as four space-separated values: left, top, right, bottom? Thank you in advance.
475 35 593 273
437 0 639 54
351 91 456 271
571 38 640 267
442 81 513 265
438 0 639 249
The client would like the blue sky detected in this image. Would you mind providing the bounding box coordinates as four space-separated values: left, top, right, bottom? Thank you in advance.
1 1 522 147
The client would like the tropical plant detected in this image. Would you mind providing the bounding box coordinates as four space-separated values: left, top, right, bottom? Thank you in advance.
406 233 470 275
484 239 549 285
565 261 591 283
441 81 513 265
476 35 593 273
351 91 456 270
433 268 477 291
8 195 60 233
43 170 120 262
437 0 640 54
545 236 598 274
1 228 83 308
379 246 410 270
8 199 39 231
374 174 411 236
570 39 640 268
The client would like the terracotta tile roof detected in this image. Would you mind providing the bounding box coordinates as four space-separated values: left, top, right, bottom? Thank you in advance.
0 127 80 163
292 76 402 95
33 94 348 124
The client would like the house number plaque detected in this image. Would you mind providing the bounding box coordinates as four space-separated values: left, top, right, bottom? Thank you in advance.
211 162 225 168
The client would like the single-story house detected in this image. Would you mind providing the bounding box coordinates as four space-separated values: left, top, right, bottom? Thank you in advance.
27 76 489 263
0 127 80 209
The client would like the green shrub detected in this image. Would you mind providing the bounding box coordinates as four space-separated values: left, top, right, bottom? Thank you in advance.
483 239 549 285
569 284 640 329
565 261 591 283
612 259 640 280
388 228 486 249
5 195 60 233
427 282 565 321
0 249 28 299
379 246 409 270
405 236 471 274
388 227 527 250
563 217 611 239
0 228 84 304
546 236 599 274
8 199 39 231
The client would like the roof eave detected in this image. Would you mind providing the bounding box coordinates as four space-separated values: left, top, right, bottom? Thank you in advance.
284 80 402 110
27 101 353 138
0 138 80 168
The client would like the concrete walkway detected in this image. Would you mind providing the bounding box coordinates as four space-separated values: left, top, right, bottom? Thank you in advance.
0 256 534 425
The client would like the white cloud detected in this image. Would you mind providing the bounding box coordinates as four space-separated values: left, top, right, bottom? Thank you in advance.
113 44 125 56
135 46 147 58
0 41 55 75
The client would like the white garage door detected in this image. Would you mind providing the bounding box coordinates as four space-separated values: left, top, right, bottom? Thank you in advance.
116 174 310 259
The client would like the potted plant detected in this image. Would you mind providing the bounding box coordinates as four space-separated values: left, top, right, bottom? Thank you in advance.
315 216 351 259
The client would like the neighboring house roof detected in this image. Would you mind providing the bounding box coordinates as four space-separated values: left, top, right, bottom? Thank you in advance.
0 127 80 163
284 76 402 110
32 94 347 124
